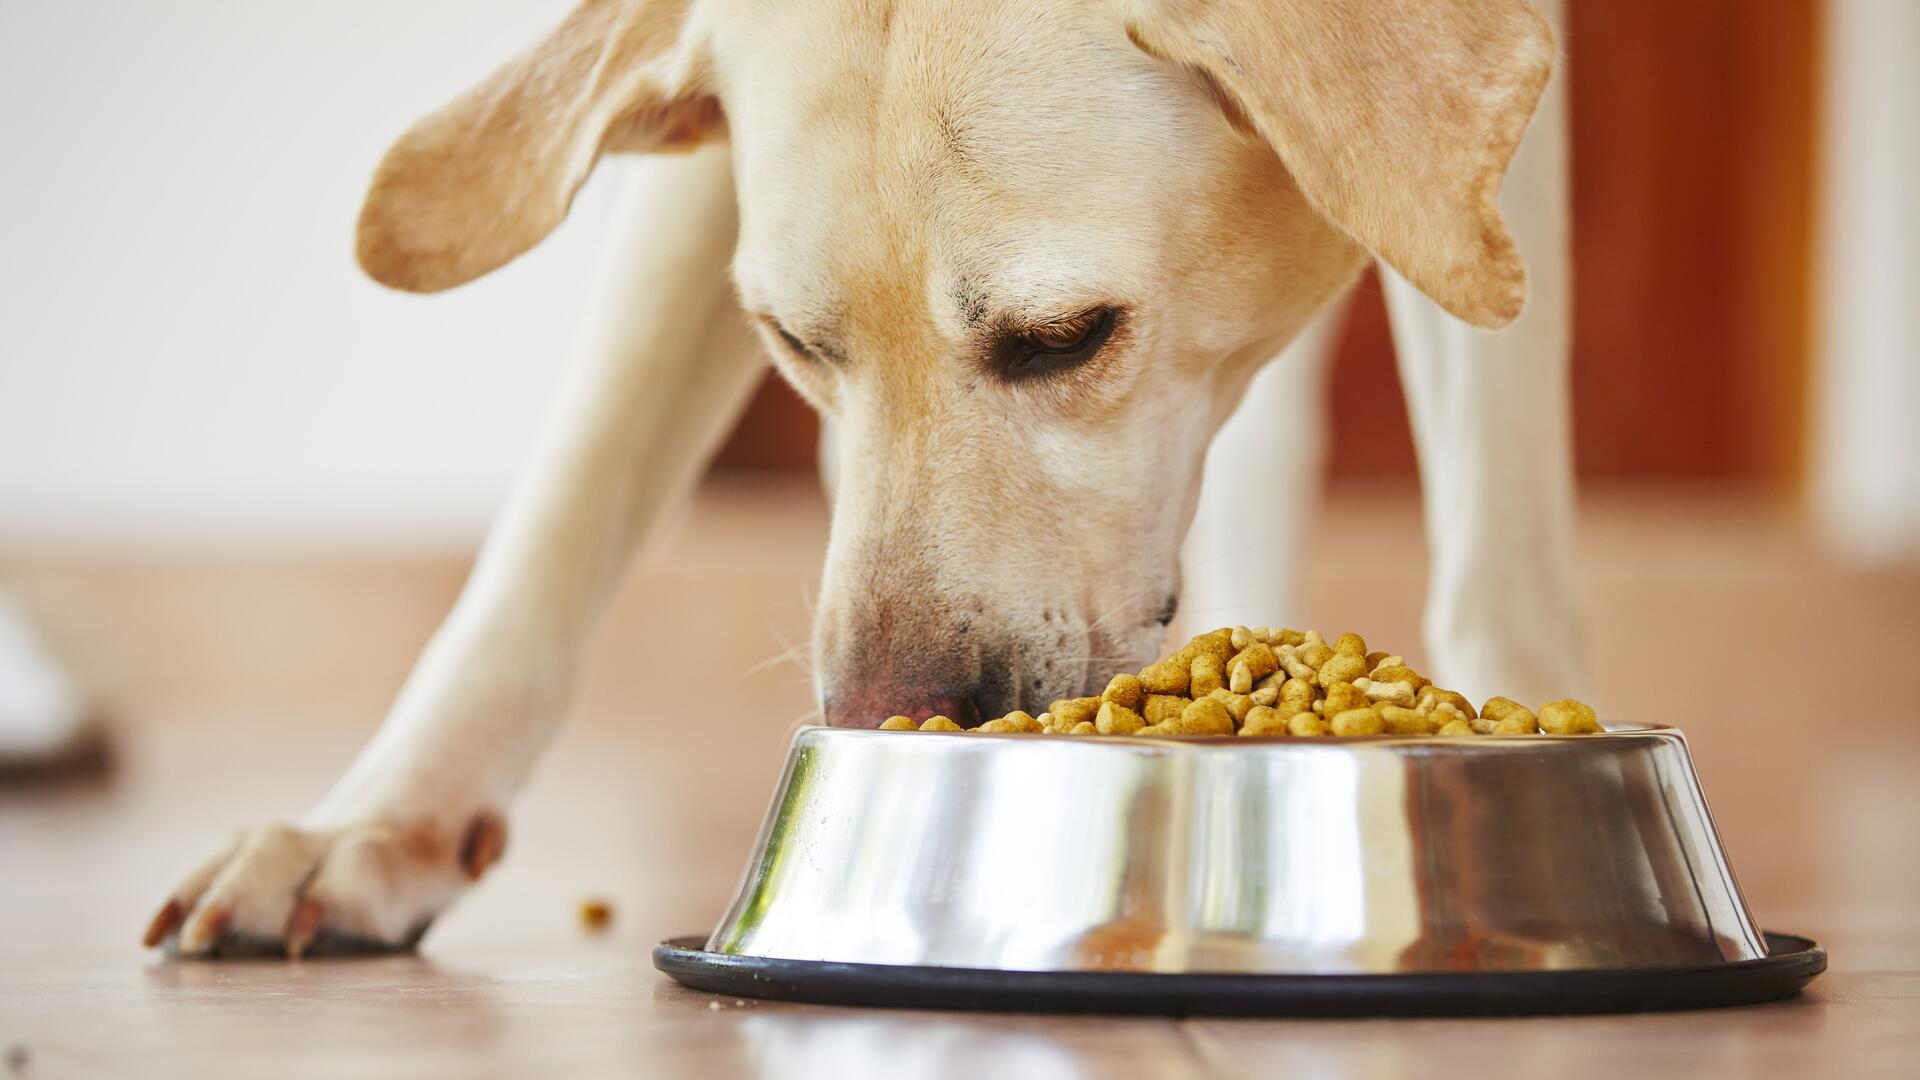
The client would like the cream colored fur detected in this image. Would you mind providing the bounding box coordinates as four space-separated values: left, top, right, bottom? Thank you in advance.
147 0 1571 957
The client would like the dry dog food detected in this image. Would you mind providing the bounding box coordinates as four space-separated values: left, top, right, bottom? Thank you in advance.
886 627 1601 738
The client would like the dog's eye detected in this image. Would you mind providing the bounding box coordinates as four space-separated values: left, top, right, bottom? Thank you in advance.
997 307 1120 380
768 320 813 360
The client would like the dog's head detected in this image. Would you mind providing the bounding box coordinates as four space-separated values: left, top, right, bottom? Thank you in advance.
358 0 1553 726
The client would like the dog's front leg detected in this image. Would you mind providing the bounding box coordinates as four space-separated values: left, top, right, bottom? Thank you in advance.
1381 6 1591 707
143 148 764 957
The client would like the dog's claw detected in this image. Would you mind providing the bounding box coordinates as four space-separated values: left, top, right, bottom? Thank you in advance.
459 812 507 880
142 898 184 948
285 898 325 959
180 903 231 954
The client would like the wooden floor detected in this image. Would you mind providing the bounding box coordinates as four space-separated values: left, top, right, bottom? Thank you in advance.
2 478 1917 1078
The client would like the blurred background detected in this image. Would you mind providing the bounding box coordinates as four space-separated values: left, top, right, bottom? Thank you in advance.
1 0 1915 552
1 0 1917 1017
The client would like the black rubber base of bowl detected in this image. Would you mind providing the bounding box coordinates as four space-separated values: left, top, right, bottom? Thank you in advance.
654 932 1824 1017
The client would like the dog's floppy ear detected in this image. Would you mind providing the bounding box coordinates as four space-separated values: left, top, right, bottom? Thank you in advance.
1124 0 1554 328
356 0 719 293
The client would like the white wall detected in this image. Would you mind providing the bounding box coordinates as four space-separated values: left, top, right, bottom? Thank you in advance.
0 0 631 548
1811 0 1920 563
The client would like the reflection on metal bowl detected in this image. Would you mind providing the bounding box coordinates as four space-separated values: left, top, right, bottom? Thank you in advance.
705 724 1767 975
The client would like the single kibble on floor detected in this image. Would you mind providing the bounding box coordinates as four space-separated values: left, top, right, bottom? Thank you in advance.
1179 696 1234 736
1101 673 1143 710
578 898 613 933
1095 700 1145 735
1538 698 1602 734
878 716 917 731
920 715 963 732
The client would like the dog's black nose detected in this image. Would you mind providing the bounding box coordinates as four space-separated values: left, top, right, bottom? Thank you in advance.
823 687 984 729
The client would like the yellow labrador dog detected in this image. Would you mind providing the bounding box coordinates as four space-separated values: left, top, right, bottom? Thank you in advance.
145 0 1581 957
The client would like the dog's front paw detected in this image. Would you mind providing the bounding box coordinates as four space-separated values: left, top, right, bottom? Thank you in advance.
141 811 506 959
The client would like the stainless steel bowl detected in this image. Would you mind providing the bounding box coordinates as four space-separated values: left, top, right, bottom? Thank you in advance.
707 724 1767 975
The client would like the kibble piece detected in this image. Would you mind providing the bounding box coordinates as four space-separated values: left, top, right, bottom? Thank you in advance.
1367 655 1406 678
1330 707 1386 736
1469 716 1499 735
1067 721 1096 734
920 716 963 732
1178 697 1234 736
1051 696 1101 726
1279 677 1317 711
1190 653 1226 696
1207 688 1255 724
1322 681 1370 715
578 898 613 933
1368 664 1429 692
1095 700 1146 735
1334 631 1368 657
1288 711 1331 736
1538 698 1601 734
1230 625 1256 650
1355 677 1417 708
1317 653 1369 689
1194 628 1236 665
1493 711 1541 734
1379 704 1439 735
1229 641 1279 679
1143 694 1192 725
1003 710 1045 733
1101 674 1144 710
1250 685 1279 707
975 718 1018 733
1365 651 1392 670
1239 705 1290 736
878 716 918 731
1480 697 1529 724
1416 687 1477 718
1035 711 1057 730
1299 642 1335 671
1436 719 1476 737
1138 659 1190 695
1136 724 1171 736
1270 628 1307 647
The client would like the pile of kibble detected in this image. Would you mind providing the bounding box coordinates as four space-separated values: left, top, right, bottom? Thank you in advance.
879 627 1600 737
